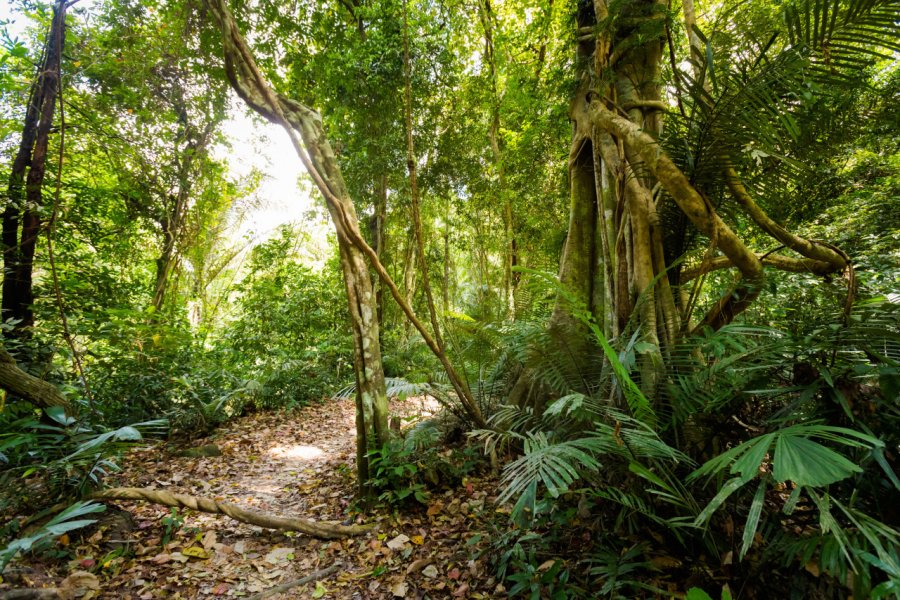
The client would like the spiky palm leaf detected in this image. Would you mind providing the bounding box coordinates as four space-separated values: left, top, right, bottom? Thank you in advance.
660 0 899 259
784 0 900 72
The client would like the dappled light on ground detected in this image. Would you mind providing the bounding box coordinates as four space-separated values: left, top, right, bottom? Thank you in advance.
268 444 325 461
44 399 500 598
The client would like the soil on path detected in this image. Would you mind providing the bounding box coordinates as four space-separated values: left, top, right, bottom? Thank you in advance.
15 399 503 599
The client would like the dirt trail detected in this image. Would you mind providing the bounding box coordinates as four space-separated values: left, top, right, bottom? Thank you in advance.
59 399 500 599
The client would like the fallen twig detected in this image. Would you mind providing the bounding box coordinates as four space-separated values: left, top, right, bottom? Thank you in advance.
0 590 60 600
245 562 343 600
92 487 373 539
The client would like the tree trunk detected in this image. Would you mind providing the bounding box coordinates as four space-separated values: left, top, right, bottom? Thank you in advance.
512 0 850 412
400 226 417 331
150 113 214 315
478 0 519 319
0 344 69 410
151 222 177 313
370 174 387 328
442 228 451 312
2 0 66 337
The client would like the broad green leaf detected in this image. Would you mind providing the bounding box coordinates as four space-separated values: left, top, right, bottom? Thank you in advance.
730 433 775 482
685 588 714 600
545 394 585 417
45 406 73 426
773 435 861 486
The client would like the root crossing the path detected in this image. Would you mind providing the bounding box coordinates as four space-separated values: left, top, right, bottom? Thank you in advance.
92 488 372 539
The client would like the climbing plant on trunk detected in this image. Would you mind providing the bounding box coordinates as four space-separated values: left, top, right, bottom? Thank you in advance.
514 0 876 407
203 0 488 494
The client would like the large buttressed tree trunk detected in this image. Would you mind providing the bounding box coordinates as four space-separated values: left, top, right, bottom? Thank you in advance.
2 0 67 338
520 0 850 404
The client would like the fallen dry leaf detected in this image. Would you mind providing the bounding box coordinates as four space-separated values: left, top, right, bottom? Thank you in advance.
422 564 439 579
201 530 217 549
537 560 555 572
264 546 295 564
57 571 100 600
391 580 409 597
407 558 431 574
453 582 470 597
211 583 229 595
386 534 409 550
181 546 210 560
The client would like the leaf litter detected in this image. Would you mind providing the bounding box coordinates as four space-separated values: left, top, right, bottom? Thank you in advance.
5 398 503 598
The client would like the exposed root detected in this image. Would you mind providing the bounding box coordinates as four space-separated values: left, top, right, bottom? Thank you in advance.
92 487 373 539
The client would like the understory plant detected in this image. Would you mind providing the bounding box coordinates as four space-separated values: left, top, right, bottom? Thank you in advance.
478 289 900 597
0 405 165 511
367 418 482 507
0 501 106 572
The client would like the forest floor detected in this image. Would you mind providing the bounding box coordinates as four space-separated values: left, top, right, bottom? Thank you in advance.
5 399 504 599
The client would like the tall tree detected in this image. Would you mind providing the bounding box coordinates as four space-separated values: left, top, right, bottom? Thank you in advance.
478 0 519 317
401 0 445 352
76 0 231 317
203 0 392 493
2 0 67 338
512 0 890 407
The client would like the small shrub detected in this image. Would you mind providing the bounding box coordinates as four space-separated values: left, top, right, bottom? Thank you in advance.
367 421 482 507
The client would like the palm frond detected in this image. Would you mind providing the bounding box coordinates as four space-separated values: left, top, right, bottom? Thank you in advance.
497 432 602 506
333 377 436 401
784 0 900 72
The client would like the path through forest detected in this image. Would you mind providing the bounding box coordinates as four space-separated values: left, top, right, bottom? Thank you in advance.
17 400 502 599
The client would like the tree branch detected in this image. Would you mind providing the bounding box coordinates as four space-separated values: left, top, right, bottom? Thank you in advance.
0 345 69 410
680 253 836 282
588 98 765 330
622 100 668 112
246 562 343 600
724 167 848 271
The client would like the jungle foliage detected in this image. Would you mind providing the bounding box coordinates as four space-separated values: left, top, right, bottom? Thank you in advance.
0 0 897 596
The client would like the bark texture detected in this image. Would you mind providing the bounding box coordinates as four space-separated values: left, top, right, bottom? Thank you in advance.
2 0 66 336
93 488 372 538
0 344 69 410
